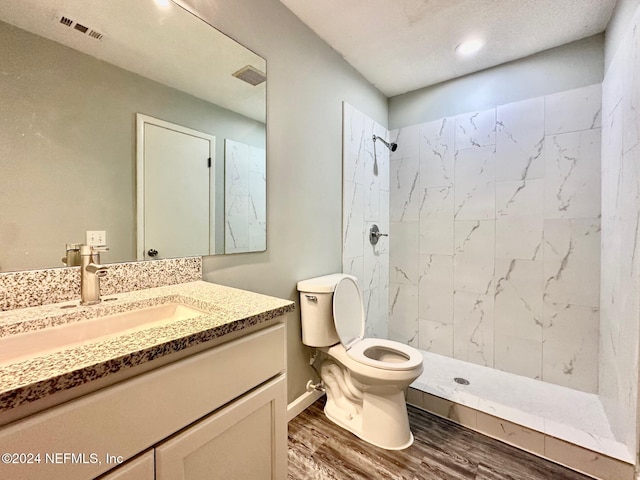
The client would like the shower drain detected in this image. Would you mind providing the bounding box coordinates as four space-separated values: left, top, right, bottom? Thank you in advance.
454 377 470 386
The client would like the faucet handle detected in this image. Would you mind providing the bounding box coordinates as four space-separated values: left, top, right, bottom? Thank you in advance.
92 246 109 253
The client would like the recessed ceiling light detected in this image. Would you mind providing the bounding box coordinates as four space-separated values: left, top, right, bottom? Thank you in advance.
154 0 171 8
456 39 484 56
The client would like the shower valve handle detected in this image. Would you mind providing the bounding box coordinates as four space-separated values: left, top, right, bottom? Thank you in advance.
369 224 388 245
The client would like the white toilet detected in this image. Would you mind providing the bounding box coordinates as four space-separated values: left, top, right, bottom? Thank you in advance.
297 273 424 450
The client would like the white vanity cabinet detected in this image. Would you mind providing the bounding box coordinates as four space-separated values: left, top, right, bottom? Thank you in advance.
155 375 286 480
0 323 287 480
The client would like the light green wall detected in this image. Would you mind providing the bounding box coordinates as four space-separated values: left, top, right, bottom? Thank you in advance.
389 34 604 130
183 0 388 403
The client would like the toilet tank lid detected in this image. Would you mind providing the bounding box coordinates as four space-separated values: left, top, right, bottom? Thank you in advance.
297 273 356 293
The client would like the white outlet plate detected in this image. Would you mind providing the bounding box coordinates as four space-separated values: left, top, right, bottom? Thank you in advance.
86 230 107 246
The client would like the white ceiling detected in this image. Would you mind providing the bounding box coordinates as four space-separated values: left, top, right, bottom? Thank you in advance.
278 0 617 97
0 0 266 122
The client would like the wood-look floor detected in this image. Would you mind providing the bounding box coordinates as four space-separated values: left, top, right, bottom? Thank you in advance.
288 397 591 480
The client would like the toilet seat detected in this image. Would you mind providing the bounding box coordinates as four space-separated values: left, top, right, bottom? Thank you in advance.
347 338 423 371
333 276 422 372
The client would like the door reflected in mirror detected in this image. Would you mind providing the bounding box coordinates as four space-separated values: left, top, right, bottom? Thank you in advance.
0 0 266 273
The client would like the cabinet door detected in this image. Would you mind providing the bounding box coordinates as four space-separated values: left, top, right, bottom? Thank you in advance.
97 450 154 480
155 374 286 480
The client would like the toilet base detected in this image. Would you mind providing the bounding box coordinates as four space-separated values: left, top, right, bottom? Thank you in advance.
320 358 415 450
324 402 415 450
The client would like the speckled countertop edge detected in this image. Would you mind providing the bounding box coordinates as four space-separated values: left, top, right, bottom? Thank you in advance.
0 281 294 412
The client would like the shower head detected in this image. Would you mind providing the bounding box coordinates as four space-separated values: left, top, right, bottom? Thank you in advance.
373 135 398 152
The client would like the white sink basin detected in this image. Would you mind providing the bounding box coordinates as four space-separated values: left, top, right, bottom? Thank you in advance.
0 303 207 365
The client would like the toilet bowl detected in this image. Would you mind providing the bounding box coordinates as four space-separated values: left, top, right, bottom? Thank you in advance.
297 273 424 450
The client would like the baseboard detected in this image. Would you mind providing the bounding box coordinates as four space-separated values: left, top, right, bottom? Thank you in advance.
287 389 324 422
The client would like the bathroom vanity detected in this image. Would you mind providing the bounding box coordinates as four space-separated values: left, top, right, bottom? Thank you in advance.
0 281 294 480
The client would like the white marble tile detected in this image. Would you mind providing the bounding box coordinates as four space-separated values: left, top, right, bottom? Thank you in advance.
453 291 494 367
474 396 545 433
363 222 382 291
544 128 601 219
419 118 455 187
544 437 634 480
342 104 390 354
379 190 390 245
390 155 420 222
496 178 543 218
224 140 251 254
496 97 545 182
599 12 640 458
494 335 542 380
363 120 382 222
342 181 364 259
545 83 602 135
454 220 495 295
493 260 542 380
419 319 453 357
343 102 366 185
389 283 419 346
622 21 640 154
248 154 266 252
544 419 633 463
248 145 266 175
420 185 454 223
619 145 640 282
542 302 599 393
406 387 424 407
363 286 381 338
342 256 364 286
600 101 623 228
363 169 380 222
390 123 420 161
420 221 454 257
225 139 250 197
389 221 419 285
495 179 543 260
476 411 545 455
419 186 454 255
411 351 628 462
422 393 478 428
454 108 496 149
419 254 453 324
378 253 389 334
494 258 543 337
454 146 496 220
224 193 249 253
374 122 391 193
543 218 600 308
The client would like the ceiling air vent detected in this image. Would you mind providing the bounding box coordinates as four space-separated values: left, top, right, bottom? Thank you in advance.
232 65 266 86
56 14 105 41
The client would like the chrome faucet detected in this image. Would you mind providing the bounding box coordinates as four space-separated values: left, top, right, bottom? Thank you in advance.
80 245 109 306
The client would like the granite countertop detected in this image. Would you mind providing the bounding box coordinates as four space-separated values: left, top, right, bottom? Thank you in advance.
0 280 295 412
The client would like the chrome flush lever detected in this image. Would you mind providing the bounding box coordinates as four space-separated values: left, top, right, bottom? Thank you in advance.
369 224 388 245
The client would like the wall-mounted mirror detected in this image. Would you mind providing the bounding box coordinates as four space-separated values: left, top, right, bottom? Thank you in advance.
0 0 267 272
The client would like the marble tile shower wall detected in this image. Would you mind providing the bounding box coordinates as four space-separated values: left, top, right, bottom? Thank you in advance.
224 139 267 253
599 3 640 456
342 102 390 338
389 84 602 393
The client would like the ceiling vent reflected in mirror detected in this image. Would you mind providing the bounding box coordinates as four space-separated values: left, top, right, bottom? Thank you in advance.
57 14 104 41
232 65 266 86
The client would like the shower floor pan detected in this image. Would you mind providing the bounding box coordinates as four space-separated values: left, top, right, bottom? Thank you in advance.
409 351 633 479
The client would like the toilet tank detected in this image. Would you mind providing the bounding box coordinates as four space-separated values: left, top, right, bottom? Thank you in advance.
297 274 347 347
